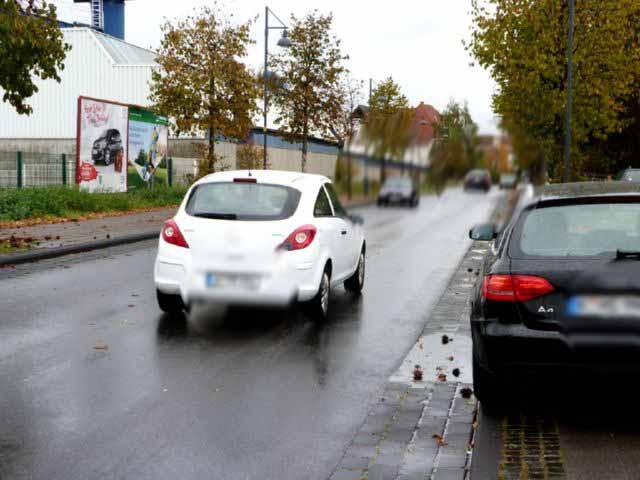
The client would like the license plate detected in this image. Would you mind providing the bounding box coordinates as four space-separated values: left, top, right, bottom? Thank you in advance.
205 272 260 290
567 295 640 318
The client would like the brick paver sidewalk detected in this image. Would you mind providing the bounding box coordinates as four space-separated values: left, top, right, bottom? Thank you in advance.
1 207 177 251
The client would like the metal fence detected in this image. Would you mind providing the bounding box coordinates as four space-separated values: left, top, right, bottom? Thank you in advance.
0 152 179 188
0 151 76 188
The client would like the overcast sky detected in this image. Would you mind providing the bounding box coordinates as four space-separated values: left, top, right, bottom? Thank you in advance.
56 0 499 134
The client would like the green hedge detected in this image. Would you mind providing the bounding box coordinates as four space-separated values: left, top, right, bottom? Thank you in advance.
0 185 188 222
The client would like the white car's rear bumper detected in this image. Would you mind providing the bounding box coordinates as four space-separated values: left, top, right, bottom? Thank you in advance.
154 243 324 307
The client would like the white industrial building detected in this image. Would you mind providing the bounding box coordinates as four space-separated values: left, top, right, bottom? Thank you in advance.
0 27 155 141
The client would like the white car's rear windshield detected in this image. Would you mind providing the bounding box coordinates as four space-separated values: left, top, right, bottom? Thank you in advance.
511 202 640 257
185 182 301 221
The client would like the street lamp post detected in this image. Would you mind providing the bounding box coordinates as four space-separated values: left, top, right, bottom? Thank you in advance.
263 7 291 170
564 0 575 182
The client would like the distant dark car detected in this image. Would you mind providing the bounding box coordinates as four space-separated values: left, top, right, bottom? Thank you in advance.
377 176 419 207
468 182 640 410
498 173 517 189
617 168 640 183
92 129 123 166
464 169 491 192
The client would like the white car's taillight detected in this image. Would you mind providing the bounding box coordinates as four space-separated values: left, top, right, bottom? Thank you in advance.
161 219 189 248
278 225 317 251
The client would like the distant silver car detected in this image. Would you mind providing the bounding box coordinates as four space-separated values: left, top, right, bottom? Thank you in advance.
377 176 419 207
499 173 517 189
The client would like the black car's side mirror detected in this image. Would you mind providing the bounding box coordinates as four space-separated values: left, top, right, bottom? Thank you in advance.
349 214 364 225
469 223 497 241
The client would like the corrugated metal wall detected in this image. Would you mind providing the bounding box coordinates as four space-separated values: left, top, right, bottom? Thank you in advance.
0 28 153 138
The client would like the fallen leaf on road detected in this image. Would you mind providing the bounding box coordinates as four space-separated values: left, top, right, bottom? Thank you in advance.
94 345 109 350
452 368 461 377
460 387 474 399
432 434 448 446
437 373 447 382
131 294 139 297
413 365 424 381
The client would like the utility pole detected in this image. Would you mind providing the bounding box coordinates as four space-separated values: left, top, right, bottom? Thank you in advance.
563 0 575 183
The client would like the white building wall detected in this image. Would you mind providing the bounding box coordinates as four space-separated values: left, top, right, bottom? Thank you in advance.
0 28 153 139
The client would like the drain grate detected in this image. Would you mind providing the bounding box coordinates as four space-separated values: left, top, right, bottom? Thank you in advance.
498 414 565 479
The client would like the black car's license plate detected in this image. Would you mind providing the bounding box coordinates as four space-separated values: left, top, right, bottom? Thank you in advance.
567 295 640 318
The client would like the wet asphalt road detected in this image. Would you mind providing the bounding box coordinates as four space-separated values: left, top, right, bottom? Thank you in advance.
0 188 498 480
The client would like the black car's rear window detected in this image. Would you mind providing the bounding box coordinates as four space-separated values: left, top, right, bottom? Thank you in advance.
186 182 301 221
510 202 640 257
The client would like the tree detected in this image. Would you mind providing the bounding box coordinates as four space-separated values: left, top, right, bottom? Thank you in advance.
330 75 364 198
362 77 413 182
0 0 70 115
236 142 265 170
467 0 640 180
270 11 347 172
369 77 409 116
150 4 260 175
428 100 481 192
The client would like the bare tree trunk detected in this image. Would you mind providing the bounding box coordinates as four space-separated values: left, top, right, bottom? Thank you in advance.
302 119 309 173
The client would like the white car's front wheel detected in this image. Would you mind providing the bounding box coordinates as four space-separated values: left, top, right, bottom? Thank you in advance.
344 249 365 294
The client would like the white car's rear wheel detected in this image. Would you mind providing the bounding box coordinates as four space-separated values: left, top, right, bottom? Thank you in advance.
156 289 185 315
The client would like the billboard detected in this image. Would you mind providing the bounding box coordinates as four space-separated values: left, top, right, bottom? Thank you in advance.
76 97 128 192
127 107 169 183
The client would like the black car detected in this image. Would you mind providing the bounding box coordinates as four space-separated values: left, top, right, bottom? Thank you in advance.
469 182 640 409
92 129 123 166
617 167 640 183
464 169 492 192
377 176 419 207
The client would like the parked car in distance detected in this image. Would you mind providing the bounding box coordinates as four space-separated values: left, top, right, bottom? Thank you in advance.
616 168 640 183
464 169 492 192
468 182 640 411
154 170 366 321
92 129 123 166
377 176 419 207
499 173 517 189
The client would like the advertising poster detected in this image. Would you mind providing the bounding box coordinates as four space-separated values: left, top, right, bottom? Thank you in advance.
76 97 129 192
128 107 169 185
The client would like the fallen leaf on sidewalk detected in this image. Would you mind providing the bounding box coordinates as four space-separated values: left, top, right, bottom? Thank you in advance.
452 368 461 377
447 356 454 361
437 373 447 382
460 387 474 399
441 335 451 345
94 345 109 350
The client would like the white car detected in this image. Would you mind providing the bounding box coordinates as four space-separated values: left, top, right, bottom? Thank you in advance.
154 170 366 320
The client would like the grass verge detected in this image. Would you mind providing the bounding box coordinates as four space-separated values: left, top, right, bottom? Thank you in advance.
0 185 188 223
